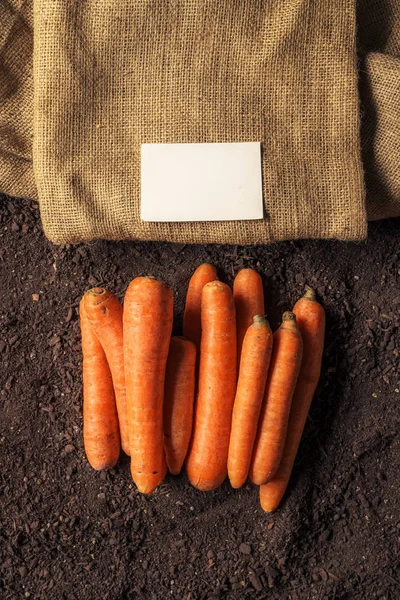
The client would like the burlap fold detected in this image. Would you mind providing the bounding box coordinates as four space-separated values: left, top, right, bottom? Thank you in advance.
0 1 399 244
0 0 36 200
358 0 400 221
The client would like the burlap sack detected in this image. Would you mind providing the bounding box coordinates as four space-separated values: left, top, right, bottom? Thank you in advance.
0 1 398 244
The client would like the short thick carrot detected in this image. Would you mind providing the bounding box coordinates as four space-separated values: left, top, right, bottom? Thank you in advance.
249 312 303 485
164 337 196 475
260 289 325 512
233 269 264 366
124 277 173 494
186 281 237 491
80 300 120 470
183 264 218 354
83 288 129 455
228 315 273 489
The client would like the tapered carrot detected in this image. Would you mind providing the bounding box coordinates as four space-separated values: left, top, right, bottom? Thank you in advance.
260 289 325 512
228 315 273 489
183 264 218 354
249 312 303 485
124 277 173 494
83 288 129 455
80 300 120 470
186 281 237 491
164 337 196 475
233 269 264 366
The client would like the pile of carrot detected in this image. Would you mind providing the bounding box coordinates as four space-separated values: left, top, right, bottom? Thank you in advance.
80 265 325 513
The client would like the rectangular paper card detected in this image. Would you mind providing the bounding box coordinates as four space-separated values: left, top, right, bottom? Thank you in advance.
141 142 263 222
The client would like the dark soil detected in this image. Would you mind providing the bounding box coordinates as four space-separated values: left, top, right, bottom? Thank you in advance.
0 196 399 600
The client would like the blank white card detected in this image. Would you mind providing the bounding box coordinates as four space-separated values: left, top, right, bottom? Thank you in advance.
141 142 263 222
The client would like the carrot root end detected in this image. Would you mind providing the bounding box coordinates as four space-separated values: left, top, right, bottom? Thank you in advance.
304 288 316 300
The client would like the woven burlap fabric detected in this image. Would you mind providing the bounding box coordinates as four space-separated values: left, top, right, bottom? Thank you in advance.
1 1 398 244
31 0 366 244
358 0 400 221
0 0 36 200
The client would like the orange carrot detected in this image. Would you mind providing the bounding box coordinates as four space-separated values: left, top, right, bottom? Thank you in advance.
260 289 325 512
83 288 129 455
163 337 196 475
183 264 218 354
228 315 273 488
80 299 120 470
186 281 237 491
233 269 264 366
249 312 303 485
124 277 173 494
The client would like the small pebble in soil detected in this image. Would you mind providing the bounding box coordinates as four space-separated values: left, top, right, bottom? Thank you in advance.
239 543 252 555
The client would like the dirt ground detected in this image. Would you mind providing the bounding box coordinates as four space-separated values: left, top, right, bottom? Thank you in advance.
0 197 399 600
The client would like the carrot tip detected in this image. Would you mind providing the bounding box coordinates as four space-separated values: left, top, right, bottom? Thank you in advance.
88 458 118 471
229 477 245 489
253 314 269 326
304 288 316 300
87 287 107 296
259 488 280 513
260 502 277 513
168 468 181 476
203 280 225 290
282 311 296 322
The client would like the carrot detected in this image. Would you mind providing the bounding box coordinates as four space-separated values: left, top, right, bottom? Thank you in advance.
183 264 218 354
83 288 129 455
163 337 196 475
233 269 264 366
124 277 173 494
249 311 303 485
186 281 237 491
227 315 273 489
80 299 120 470
260 289 325 512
